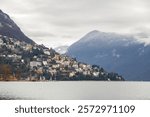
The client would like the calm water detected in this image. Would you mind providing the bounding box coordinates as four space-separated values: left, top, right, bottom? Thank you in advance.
0 81 150 100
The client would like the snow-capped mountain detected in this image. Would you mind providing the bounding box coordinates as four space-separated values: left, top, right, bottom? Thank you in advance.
0 10 34 44
67 30 150 81
54 45 69 54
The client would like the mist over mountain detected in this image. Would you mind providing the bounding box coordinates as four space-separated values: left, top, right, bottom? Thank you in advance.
54 45 69 54
0 10 34 44
67 30 150 81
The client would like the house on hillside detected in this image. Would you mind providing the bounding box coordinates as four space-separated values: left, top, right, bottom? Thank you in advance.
0 38 3 45
43 49 51 55
14 41 21 45
42 61 48 66
24 44 32 51
93 71 100 77
30 61 42 68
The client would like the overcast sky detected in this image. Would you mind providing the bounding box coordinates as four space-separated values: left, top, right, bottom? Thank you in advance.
0 0 150 47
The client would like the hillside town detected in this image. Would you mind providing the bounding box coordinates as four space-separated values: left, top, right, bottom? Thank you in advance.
0 35 124 81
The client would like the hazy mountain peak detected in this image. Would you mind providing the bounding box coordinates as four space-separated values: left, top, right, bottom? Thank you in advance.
84 30 104 38
67 30 150 81
76 30 137 47
87 30 101 34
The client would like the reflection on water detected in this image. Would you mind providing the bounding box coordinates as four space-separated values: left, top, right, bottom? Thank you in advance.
0 81 150 100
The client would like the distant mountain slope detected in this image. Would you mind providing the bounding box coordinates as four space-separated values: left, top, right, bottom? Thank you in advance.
0 10 34 44
67 30 150 81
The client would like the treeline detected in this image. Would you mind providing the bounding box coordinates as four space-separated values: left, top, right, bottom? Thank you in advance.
0 64 19 81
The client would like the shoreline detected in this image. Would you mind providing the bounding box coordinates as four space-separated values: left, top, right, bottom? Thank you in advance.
0 80 149 82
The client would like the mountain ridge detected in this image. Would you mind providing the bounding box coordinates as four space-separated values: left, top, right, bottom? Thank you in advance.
67 30 150 81
0 9 34 44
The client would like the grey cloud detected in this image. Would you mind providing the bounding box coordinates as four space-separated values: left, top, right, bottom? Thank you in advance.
134 27 150 38
62 35 73 39
1 0 150 47
137 33 149 38
29 31 56 38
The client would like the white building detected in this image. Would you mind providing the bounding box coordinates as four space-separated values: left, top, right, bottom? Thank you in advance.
30 61 42 68
42 61 48 66
72 64 78 69
7 54 22 59
24 44 32 51
63 61 70 66
0 38 3 45
83 71 88 75
44 49 50 55
52 64 60 68
14 41 21 45
69 72 76 77
93 72 100 77
6 44 14 49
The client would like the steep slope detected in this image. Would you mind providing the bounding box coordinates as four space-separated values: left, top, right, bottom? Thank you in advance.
0 10 34 44
67 30 150 81
0 35 124 81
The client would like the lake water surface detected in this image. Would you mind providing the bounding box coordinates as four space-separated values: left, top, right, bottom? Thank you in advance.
0 81 150 100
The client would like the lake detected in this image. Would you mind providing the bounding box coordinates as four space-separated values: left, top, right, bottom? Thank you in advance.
0 81 150 100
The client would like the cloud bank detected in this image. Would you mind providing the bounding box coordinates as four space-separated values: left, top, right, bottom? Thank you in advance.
0 0 150 47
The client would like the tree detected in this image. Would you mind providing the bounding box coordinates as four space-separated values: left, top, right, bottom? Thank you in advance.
0 64 12 80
